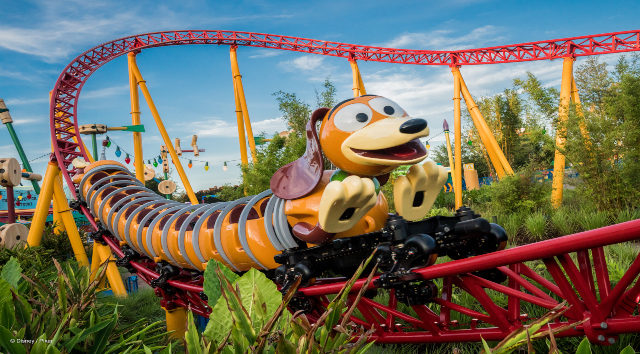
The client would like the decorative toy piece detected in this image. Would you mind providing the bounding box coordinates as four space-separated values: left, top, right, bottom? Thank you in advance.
0 158 21 187
0 223 28 249
143 165 155 181
158 179 177 195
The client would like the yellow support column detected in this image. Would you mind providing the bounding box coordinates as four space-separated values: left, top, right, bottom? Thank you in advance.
551 57 574 208
26 161 58 247
129 60 199 205
128 52 145 182
454 69 513 177
443 119 460 207
165 307 187 339
451 69 464 209
349 58 367 97
95 242 127 297
52 174 66 234
51 175 90 266
230 46 258 164
233 82 249 167
571 77 592 150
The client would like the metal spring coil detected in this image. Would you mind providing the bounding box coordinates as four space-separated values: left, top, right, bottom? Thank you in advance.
78 163 299 271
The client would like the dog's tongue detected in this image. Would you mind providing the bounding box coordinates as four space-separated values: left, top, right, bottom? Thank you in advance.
386 143 418 157
352 139 427 161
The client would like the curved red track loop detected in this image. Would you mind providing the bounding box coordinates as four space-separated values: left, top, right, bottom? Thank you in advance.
50 29 640 192
48 29 640 343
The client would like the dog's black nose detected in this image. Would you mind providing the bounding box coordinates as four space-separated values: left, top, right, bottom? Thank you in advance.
399 118 427 134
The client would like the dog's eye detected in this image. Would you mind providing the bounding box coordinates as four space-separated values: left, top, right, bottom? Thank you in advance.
333 103 372 132
368 97 406 117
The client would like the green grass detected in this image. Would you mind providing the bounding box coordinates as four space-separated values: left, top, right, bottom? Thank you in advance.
98 288 166 328
524 211 547 241
551 207 577 236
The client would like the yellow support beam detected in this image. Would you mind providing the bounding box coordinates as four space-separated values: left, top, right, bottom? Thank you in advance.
349 58 367 97
95 242 127 297
233 81 249 167
451 69 464 209
230 46 258 164
571 76 593 151
129 60 199 205
51 173 90 266
26 161 58 247
551 57 574 208
128 52 145 183
164 307 187 339
453 68 513 178
52 174 66 234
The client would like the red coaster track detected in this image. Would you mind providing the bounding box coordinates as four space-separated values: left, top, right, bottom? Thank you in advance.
49 30 640 345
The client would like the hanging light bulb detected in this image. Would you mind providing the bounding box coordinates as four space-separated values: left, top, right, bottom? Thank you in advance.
153 158 158 167
188 160 193 168
147 159 151 164
425 143 431 150
223 161 228 171
115 146 122 157
204 162 209 171
125 153 131 164
106 136 112 147
158 156 163 164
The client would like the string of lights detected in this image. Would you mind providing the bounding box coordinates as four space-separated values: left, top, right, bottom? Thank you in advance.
103 135 241 171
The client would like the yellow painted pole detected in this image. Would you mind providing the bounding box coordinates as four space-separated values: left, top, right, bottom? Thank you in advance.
454 69 513 177
52 176 90 266
233 81 249 166
164 307 187 339
27 161 58 247
443 120 460 208
571 77 592 150
129 61 199 205
128 52 145 182
451 69 464 209
551 57 574 208
230 46 258 164
349 58 367 97
52 174 66 234
95 242 127 297
89 243 101 282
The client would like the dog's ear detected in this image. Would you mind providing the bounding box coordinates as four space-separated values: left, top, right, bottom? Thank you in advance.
271 107 329 199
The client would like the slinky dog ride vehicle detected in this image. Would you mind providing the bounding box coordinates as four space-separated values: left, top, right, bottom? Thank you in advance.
76 95 507 302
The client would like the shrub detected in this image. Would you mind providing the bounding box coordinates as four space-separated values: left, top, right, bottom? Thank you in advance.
576 209 610 231
524 212 547 241
485 172 550 215
551 207 577 236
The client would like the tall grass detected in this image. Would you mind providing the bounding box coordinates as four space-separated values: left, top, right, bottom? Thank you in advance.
551 207 576 236
576 209 610 231
616 208 640 224
524 212 547 241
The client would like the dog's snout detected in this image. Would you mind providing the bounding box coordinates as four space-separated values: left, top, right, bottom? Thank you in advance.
399 118 427 134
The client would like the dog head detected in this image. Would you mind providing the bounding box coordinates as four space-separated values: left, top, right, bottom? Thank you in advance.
271 95 429 199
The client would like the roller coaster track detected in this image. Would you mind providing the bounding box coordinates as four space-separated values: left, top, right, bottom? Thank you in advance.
50 30 640 344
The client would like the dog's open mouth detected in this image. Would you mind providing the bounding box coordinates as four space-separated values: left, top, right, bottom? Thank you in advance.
350 139 426 161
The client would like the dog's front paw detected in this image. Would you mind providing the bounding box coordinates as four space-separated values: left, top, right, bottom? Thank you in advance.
319 176 377 234
394 161 448 221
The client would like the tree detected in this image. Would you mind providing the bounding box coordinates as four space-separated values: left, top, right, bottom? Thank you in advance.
241 78 337 194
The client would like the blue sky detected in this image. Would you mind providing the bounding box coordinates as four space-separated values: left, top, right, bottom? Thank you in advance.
1 0 638 193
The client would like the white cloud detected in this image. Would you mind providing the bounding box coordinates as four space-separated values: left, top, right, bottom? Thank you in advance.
3 97 48 106
381 25 505 50
186 117 287 138
248 50 284 59
282 56 325 71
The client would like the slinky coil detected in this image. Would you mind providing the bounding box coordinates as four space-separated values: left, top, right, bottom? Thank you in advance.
78 162 299 271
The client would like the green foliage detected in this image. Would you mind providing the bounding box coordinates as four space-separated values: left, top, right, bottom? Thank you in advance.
524 211 547 241
484 172 550 215
576 209 610 231
241 79 337 194
97 288 165 328
198 253 377 353
0 255 170 353
551 207 577 236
